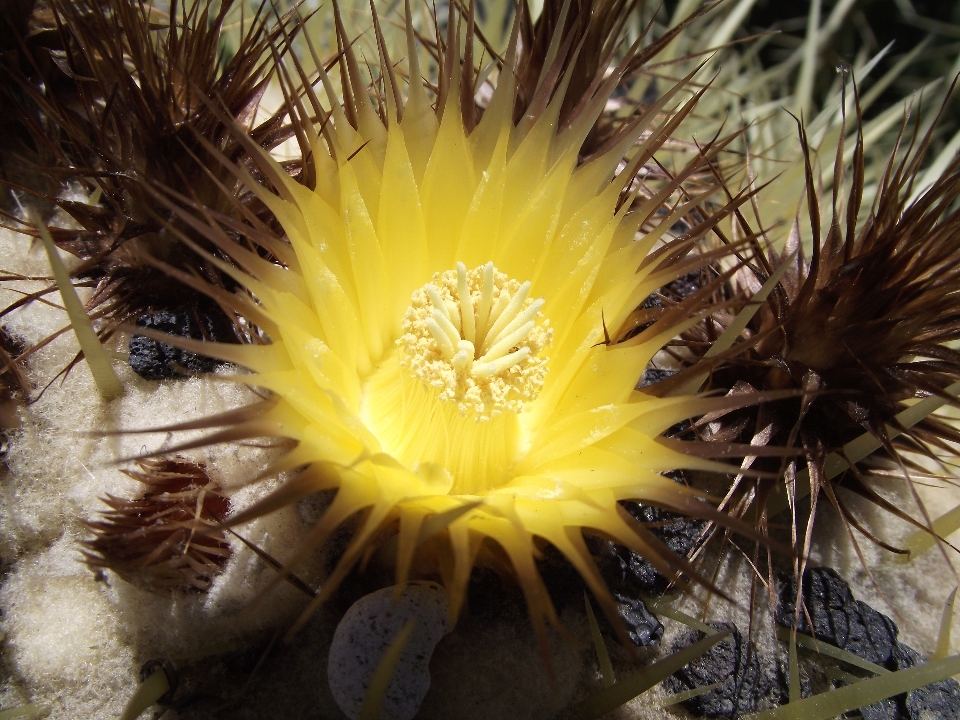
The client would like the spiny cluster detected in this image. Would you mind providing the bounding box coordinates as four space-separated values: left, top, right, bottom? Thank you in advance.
82 459 230 591
653 94 960 572
0 0 293 345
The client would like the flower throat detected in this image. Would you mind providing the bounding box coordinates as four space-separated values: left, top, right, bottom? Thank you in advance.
362 262 552 494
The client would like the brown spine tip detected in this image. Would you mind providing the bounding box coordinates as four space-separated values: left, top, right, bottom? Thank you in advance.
82 458 231 592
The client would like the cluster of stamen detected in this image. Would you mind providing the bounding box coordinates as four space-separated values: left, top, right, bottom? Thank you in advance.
398 262 552 419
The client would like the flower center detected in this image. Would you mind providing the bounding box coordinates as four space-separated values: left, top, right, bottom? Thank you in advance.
397 262 552 421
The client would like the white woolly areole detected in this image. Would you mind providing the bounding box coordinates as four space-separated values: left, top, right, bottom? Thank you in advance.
397 262 552 420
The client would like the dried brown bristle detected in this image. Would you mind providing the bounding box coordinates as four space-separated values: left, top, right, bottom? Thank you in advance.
658 81 960 582
1 0 301 337
509 0 720 158
82 458 231 591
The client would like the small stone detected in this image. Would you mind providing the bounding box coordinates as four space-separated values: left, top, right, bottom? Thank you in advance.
327 582 451 720
901 646 960 719
634 271 703 335
533 544 663 646
666 622 779 717
599 499 705 596
776 567 899 666
128 301 234 380
865 643 960 720
859 693 903 720
640 271 702 310
665 271 703 300
612 591 663 647
777 572 960 719
639 366 676 388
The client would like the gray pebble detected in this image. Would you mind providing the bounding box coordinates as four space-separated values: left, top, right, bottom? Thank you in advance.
327 582 451 720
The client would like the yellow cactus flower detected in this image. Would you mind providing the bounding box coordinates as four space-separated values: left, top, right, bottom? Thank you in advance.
140 0 750 643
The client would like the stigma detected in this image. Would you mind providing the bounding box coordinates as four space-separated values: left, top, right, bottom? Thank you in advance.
398 262 552 419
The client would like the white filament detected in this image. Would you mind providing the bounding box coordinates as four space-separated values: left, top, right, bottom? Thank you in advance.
397 262 553 418
426 266 541 368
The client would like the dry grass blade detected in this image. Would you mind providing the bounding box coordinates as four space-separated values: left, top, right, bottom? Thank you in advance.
934 586 958 660
584 591 616 688
358 619 416 720
775 627 889 676
562 629 732 720
744 654 960 720
28 206 123 399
